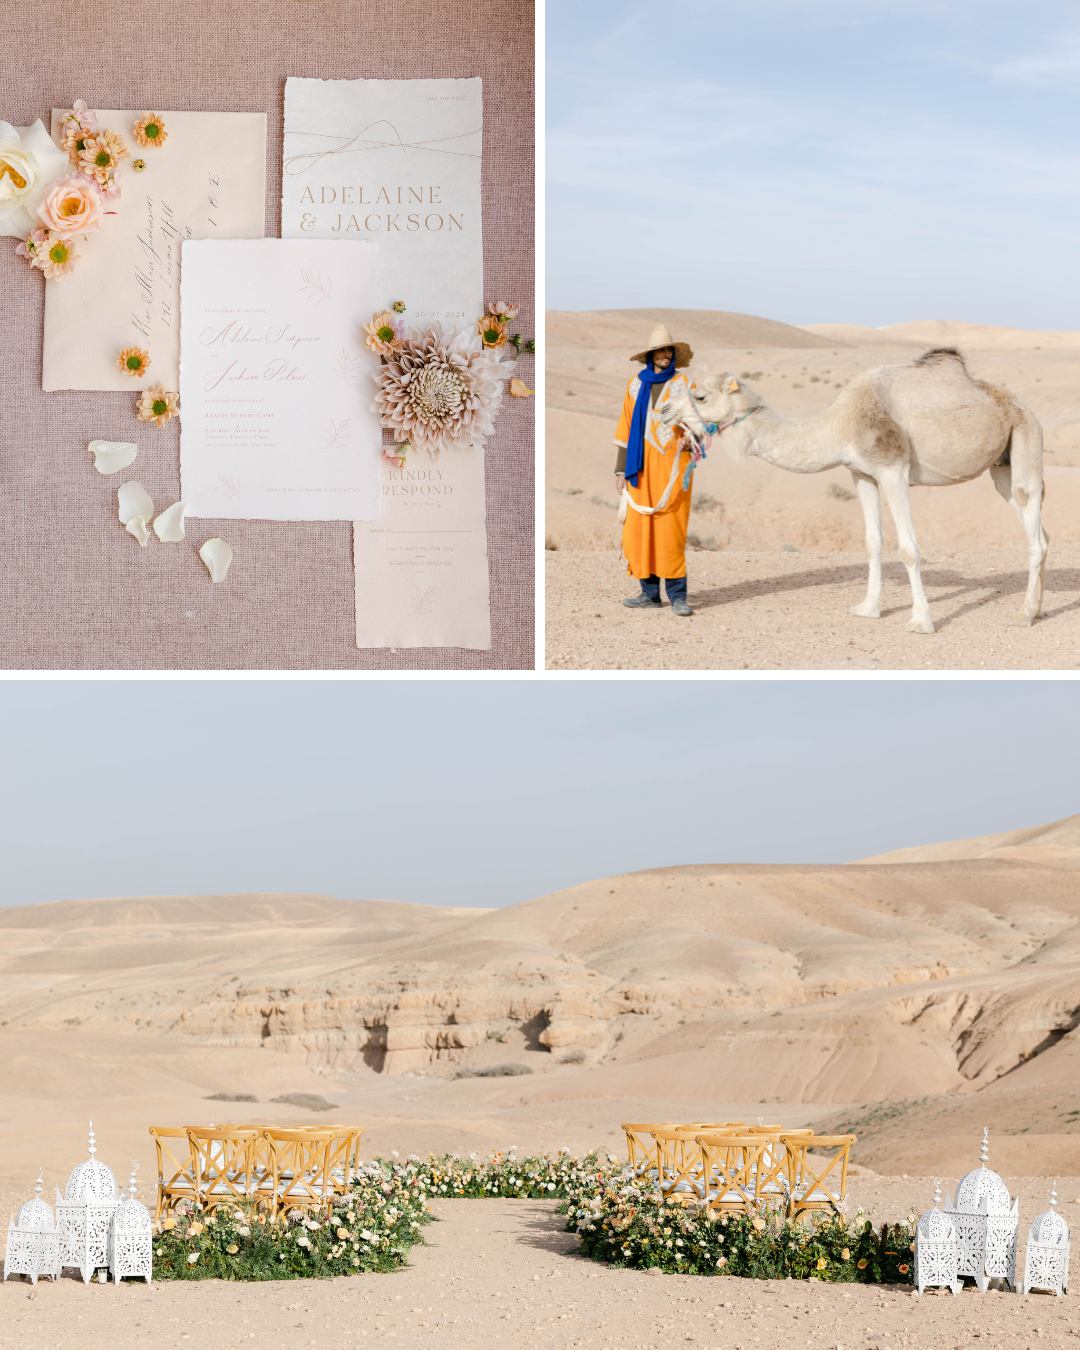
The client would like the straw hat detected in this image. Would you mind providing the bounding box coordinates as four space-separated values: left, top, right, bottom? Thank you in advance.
630 322 693 368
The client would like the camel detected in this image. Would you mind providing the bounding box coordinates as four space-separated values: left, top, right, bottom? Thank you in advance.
657 347 1047 633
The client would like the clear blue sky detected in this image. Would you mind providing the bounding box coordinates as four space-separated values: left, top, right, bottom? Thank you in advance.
0 680 1076 910
546 0 1080 328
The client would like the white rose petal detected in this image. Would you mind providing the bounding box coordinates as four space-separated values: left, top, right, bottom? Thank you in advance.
0 120 70 238
87 440 137 475
199 537 233 583
153 501 187 542
118 481 154 547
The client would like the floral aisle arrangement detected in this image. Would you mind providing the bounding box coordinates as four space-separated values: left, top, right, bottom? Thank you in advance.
405 1147 618 1199
560 1171 916 1284
152 1162 430 1282
368 301 535 469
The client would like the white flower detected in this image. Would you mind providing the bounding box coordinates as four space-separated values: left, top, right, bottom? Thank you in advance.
186 1252 199 1265
236 1226 251 1237
296 1235 311 1248
0 120 70 238
547 1183 556 1191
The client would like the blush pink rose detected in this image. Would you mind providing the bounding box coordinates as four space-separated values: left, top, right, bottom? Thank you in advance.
36 173 102 236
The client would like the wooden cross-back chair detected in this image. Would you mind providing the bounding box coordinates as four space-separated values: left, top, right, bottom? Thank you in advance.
786 1135 855 1219
651 1128 711 1205
264 1129 336 1215
695 1133 771 1214
148 1126 199 1218
324 1127 363 1192
621 1122 671 1179
187 1127 261 1212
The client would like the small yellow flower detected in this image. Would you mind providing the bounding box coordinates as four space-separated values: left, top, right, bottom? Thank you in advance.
118 346 151 378
133 159 146 172
478 315 508 348
163 1218 176 1231
392 300 406 313
816 1257 827 1270
136 384 179 427
337 1228 350 1239
188 1222 203 1238
841 1248 850 1260
226 1244 238 1254
133 114 168 148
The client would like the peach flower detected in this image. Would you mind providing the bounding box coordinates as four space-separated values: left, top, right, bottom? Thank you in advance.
363 311 403 355
118 346 151 378
477 315 509 348
133 114 167 148
37 232 80 280
78 130 130 190
37 173 102 236
59 101 100 160
488 301 519 319
136 384 179 427
14 226 51 269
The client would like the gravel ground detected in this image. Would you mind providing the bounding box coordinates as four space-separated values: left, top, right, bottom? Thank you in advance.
3 1184 1077 1350
545 548 1080 670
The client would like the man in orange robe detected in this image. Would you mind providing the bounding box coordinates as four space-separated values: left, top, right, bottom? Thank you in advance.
614 323 697 615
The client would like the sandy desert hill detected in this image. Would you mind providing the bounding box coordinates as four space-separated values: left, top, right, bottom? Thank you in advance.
546 308 1080 556
1 818 1078 1195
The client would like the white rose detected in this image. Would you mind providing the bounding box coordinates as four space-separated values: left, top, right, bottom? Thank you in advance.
0 120 70 238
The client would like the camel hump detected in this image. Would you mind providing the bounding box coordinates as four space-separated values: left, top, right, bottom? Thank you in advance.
912 346 968 369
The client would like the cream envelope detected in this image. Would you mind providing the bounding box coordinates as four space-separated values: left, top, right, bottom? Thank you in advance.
42 109 266 392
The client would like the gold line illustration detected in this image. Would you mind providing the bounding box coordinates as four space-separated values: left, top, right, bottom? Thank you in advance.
284 120 482 174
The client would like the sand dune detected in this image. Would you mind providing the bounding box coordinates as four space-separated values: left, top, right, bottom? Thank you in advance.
2 816 1078 1179
804 319 1080 351
548 307 839 351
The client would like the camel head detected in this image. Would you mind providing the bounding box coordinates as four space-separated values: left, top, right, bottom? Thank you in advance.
659 374 763 457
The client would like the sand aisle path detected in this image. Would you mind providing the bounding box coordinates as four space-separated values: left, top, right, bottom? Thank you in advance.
2 1187 1077 1350
545 548 1080 670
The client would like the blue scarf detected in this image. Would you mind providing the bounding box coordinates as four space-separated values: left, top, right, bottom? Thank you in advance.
625 359 677 487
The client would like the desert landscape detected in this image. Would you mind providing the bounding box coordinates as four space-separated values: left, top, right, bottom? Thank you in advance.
545 309 1080 669
3 814 1078 1340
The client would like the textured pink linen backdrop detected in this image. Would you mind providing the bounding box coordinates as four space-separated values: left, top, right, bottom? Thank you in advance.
0 0 534 669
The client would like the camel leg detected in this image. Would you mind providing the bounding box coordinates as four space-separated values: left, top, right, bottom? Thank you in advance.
877 467 934 633
850 471 883 619
990 416 1047 625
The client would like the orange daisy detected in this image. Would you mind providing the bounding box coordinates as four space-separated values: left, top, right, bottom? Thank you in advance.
136 384 179 427
133 114 168 148
477 315 508 348
118 346 151 378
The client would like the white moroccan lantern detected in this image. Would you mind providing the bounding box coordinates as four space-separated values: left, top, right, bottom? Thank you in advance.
1021 1182 1070 1298
109 1161 153 1285
943 1128 1018 1292
55 1122 120 1284
3 1169 60 1286
914 1178 960 1296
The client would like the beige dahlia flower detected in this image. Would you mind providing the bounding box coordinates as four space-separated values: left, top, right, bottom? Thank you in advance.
372 322 511 457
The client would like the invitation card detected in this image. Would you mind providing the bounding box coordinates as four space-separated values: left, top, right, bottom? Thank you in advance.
178 238 383 522
353 448 491 650
42 110 265 391
281 76 483 321
281 77 491 647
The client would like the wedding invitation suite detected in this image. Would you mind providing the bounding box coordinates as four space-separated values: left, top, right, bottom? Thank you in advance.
42 110 265 391
281 77 490 648
281 76 483 320
353 449 491 649
178 238 383 522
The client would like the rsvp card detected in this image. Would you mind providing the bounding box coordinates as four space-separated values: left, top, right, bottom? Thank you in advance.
353 448 492 650
43 110 266 391
178 238 383 522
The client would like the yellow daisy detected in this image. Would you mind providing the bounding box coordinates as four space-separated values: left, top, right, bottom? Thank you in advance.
136 384 179 427
118 346 151 378
133 114 168 148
